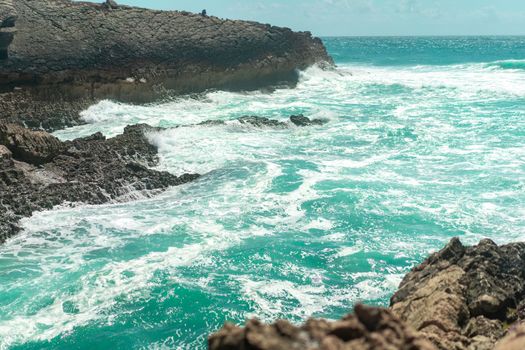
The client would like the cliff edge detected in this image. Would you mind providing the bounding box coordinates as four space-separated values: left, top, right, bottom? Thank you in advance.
0 0 332 130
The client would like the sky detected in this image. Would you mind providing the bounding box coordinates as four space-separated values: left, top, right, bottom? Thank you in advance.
88 1 525 36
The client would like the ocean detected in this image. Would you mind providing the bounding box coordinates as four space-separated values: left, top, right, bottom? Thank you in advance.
1 36 525 349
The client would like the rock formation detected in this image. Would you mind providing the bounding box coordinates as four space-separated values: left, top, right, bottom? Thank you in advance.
0 114 329 243
197 114 328 128
391 238 525 350
209 238 525 350
0 0 332 130
209 304 437 350
0 122 199 243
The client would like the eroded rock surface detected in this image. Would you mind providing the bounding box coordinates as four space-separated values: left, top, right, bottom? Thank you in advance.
209 304 437 350
209 238 525 350
0 0 332 130
391 238 525 350
0 122 199 243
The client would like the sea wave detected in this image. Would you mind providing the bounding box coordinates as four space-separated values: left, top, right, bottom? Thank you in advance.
485 59 525 71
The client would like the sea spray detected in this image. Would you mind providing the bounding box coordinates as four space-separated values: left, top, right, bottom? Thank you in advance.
2 37 525 349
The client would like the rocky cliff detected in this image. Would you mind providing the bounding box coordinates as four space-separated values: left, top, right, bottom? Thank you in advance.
0 0 332 130
209 238 525 350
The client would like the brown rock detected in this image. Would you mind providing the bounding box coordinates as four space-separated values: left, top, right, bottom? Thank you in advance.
0 122 63 164
495 324 525 350
390 238 525 350
209 305 437 350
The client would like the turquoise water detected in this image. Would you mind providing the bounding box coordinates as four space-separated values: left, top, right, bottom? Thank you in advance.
2 37 525 349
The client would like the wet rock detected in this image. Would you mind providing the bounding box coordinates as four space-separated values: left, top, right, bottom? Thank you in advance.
237 116 288 128
197 115 329 129
209 304 437 350
0 123 199 244
390 238 525 349
0 0 332 130
290 114 328 126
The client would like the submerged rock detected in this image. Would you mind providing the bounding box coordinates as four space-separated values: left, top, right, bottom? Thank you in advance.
290 114 327 126
0 0 332 130
198 114 329 128
209 304 437 350
0 122 199 243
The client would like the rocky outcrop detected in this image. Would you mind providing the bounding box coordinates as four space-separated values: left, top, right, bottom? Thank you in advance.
197 114 328 128
0 122 199 243
0 0 332 130
390 238 525 350
209 238 525 350
209 304 437 350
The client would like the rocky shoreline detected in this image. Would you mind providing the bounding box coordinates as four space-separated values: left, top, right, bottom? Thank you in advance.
0 0 332 131
0 122 200 243
209 238 525 350
0 114 328 243
1 2 523 350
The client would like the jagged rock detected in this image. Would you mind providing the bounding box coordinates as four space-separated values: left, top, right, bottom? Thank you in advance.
0 122 64 164
209 304 437 350
237 116 288 128
290 114 327 126
390 238 525 350
0 0 332 131
197 114 329 128
0 123 199 244
209 239 525 350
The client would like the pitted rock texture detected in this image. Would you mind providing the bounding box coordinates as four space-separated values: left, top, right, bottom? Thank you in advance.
209 304 437 350
0 0 332 130
0 122 199 243
390 238 525 350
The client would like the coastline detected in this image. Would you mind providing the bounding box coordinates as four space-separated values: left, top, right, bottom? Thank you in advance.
0 2 524 350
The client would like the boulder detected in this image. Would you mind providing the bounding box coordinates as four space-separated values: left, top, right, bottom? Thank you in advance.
0 122 63 164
